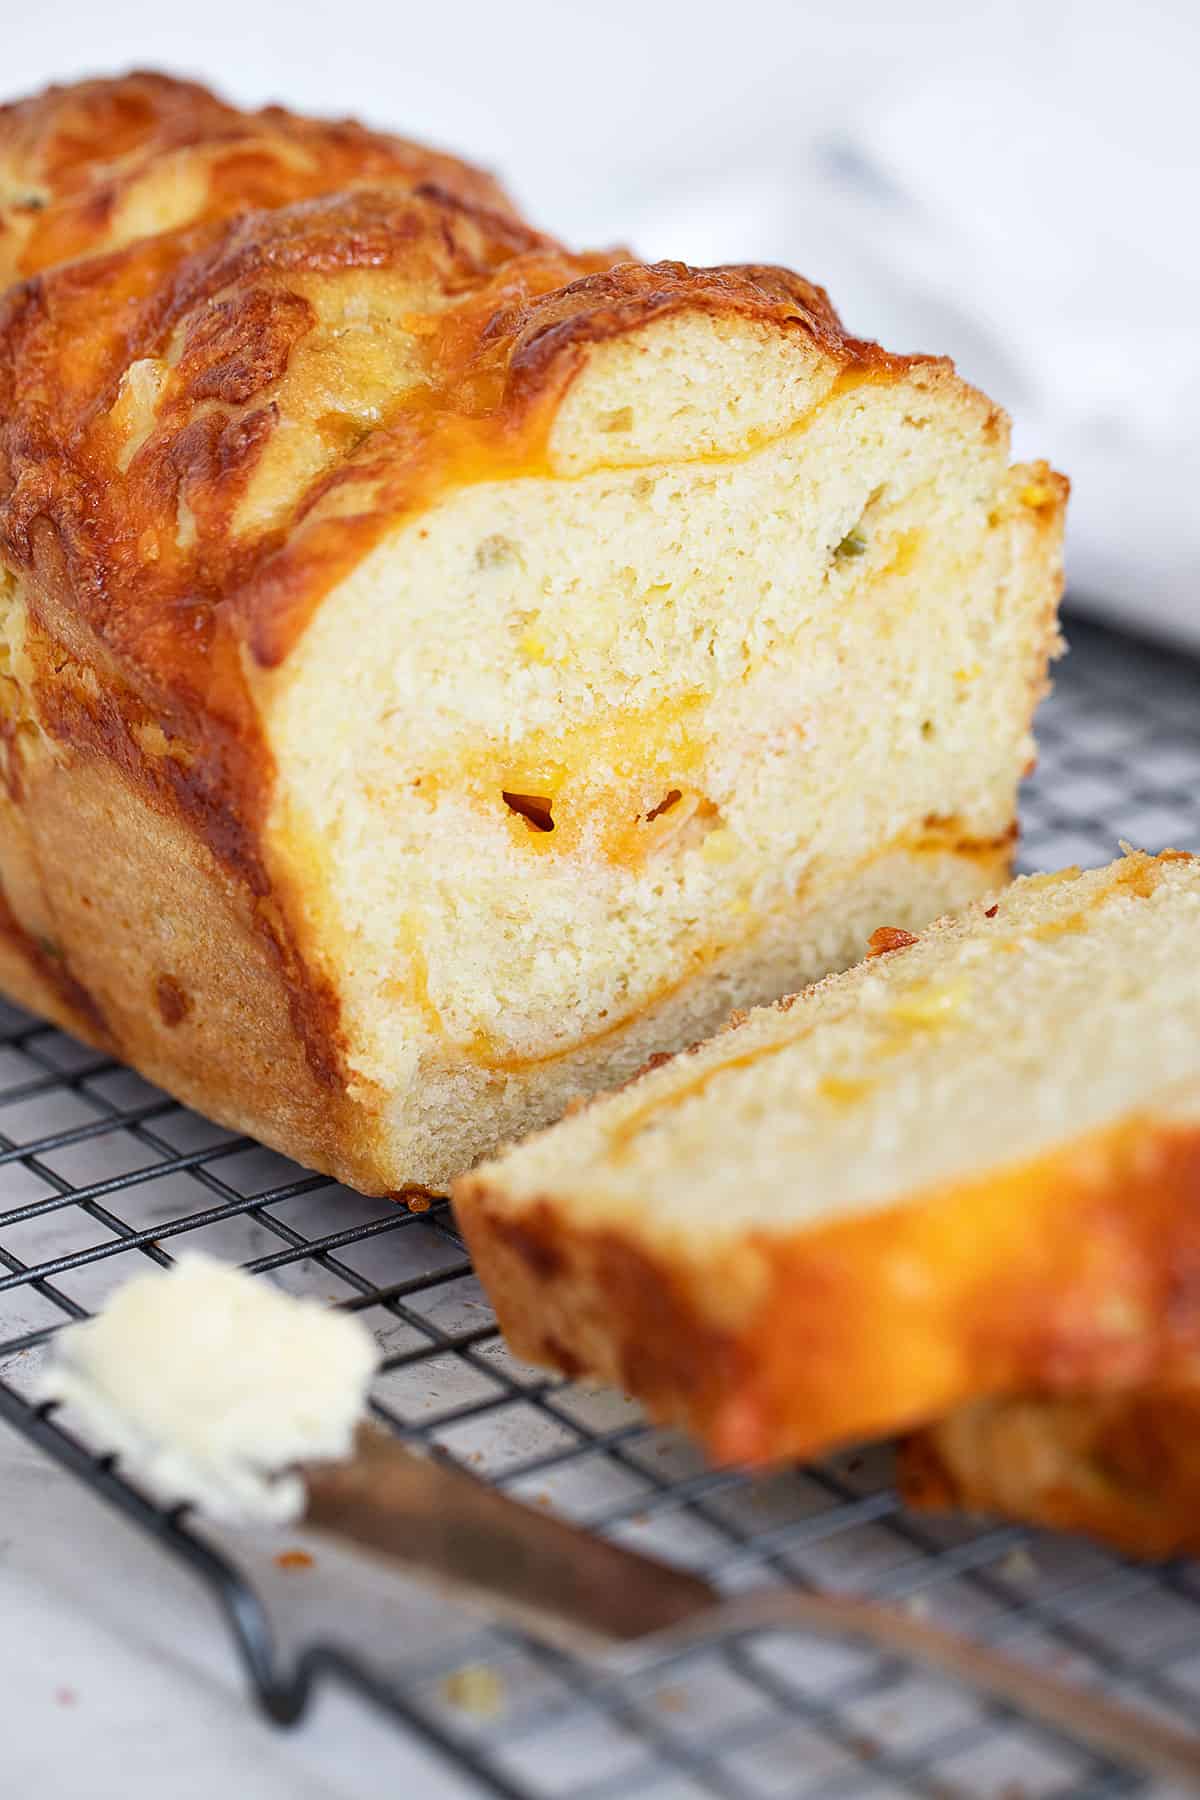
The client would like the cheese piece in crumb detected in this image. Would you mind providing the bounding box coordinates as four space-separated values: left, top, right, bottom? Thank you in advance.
39 1253 378 1523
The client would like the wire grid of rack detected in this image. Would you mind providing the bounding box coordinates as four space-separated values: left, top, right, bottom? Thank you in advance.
1 613 1199 1800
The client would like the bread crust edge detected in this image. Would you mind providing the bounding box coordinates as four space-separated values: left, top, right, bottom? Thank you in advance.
898 1388 1200 1561
453 1108 1200 1464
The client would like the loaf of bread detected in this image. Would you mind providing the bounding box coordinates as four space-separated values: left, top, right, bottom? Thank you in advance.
0 73 1064 1193
900 1387 1200 1560
456 852 1200 1461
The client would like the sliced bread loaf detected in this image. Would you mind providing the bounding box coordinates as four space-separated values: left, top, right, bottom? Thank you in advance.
455 851 1200 1463
0 73 1063 1194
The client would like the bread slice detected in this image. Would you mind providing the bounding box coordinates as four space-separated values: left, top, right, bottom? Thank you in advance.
900 1388 1200 1560
456 852 1200 1462
0 74 1063 1193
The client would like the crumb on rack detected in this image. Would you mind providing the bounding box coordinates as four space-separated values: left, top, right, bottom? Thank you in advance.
655 1685 688 1713
440 1663 506 1719
998 1546 1037 1583
275 1548 315 1571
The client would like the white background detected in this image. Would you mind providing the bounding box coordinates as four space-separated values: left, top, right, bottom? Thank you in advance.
6 0 1199 643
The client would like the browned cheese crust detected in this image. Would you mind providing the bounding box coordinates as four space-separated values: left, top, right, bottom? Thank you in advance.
456 1110 1200 1466
900 1386 1200 1561
0 72 927 1188
0 69 520 284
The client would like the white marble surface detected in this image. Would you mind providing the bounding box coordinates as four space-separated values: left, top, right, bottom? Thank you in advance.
0 1515 454 1800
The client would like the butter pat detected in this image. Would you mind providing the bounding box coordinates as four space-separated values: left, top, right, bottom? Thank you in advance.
40 1253 378 1524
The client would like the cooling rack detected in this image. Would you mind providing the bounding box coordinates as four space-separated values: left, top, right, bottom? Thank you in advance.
2 613 1199 1800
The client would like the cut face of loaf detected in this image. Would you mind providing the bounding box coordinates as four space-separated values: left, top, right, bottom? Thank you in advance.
456 853 1200 1462
900 1387 1200 1561
0 74 1064 1193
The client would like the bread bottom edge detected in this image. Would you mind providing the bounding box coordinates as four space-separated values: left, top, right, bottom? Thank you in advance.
455 1107 1200 1468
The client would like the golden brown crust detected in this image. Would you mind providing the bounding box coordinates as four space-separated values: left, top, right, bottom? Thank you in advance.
900 1388 1200 1560
455 1111 1200 1466
0 209 889 693
233 255 873 671
0 79 911 703
0 70 519 283
0 735 380 1185
0 83 903 799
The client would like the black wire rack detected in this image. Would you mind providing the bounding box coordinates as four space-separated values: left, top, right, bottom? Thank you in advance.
2 613 1200 1800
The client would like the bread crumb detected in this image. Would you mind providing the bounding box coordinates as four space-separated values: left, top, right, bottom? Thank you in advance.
998 1546 1037 1583
275 1548 315 1571
655 1685 688 1713
867 925 918 958
440 1663 506 1719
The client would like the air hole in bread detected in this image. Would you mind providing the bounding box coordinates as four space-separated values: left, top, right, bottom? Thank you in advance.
502 791 555 833
640 791 726 859
643 789 683 824
831 483 888 564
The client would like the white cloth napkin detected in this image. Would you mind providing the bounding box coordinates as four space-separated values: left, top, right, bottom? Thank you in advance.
588 6 1200 647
